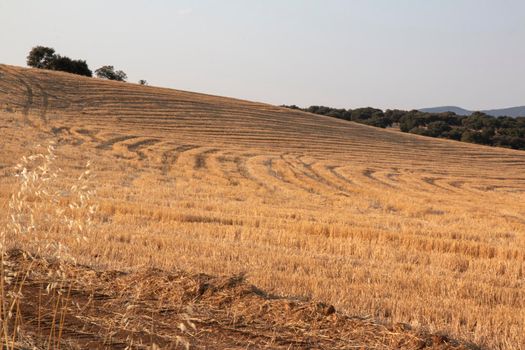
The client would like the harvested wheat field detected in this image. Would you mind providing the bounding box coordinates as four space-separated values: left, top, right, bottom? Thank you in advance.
0 64 524 349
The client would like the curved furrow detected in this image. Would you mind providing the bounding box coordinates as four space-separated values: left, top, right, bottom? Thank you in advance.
361 167 404 190
425 174 484 194
314 164 361 196
95 135 139 150
419 176 457 193
449 179 464 187
199 149 253 188
15 69 74 117
24 77 49 124
70 127 102 144
234 154 276 192
361 168 397 189
253 156 319 195
242 155 289 194
12 75 34 126
214 152 242 186
126 138 161 160
160 144 200 175
325 165 355 186
295 156 352 196
460 179 525 195
215 153 272 191
276 154 327 196
385 169 402 184
193 148 220 171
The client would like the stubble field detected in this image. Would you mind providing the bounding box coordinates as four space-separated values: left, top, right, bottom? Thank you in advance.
1 64 524 349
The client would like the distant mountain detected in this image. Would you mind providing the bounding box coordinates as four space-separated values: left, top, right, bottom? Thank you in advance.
482 106 525 118
419 106 525 117
419 106 472 116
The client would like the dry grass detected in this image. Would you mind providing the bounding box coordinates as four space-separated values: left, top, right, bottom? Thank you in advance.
2 249 475 349
0 140 98 349
0 64 524 349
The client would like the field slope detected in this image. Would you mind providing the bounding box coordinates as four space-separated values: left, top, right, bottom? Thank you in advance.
1 64 525 349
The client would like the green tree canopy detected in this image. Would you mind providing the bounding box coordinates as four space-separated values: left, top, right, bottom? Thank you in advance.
27 46 56 69
95 66 127 82
26 46 92 77
49 55 92 77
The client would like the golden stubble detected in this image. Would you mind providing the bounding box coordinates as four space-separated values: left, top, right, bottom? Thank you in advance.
0 64 524 349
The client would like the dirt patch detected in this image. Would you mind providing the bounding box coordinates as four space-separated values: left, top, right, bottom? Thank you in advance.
4 250 477 350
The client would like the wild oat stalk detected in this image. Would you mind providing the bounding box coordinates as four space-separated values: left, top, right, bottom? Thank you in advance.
0 142 98 348
5 143 97 259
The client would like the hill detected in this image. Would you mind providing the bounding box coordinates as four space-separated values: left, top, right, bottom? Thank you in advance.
482 105 525 117
1 64 524 349
420 105 525 117
419 106 473 116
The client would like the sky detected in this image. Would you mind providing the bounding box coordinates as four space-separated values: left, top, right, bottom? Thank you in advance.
1 0 524 110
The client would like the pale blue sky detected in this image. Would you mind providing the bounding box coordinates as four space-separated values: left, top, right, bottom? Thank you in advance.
1 0 524 110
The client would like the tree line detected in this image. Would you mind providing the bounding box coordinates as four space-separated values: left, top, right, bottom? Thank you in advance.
26 46 147 84
281 105 525 151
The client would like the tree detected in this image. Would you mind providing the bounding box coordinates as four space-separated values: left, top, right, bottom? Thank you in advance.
95 66 127 82
384 109 408 123
462 112 492 130
49 55 92 77
461 130 491 145
399 111 425 132
280 104 300 110
27 46 56 69
26 46 92 77
362 116 392 128
138 79 148 85
351 107 384 121
281 100 525 150
442 128 464 141
426 121 451 137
